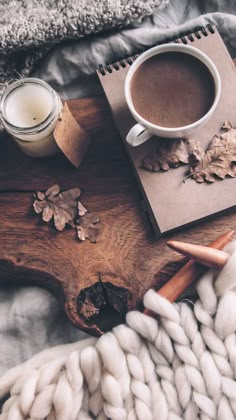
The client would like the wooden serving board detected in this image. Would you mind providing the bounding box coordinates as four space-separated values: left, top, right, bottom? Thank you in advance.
0 95 235 336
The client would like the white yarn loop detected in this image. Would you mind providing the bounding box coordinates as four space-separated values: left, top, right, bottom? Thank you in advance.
1 247 236 419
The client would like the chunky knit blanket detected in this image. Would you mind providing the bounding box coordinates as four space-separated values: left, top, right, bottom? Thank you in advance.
1 244 236 419
0 0 167 86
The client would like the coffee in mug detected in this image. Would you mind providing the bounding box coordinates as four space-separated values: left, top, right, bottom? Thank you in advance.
125 44 221 146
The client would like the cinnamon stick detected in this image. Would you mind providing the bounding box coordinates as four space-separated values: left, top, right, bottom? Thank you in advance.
143 230 234 316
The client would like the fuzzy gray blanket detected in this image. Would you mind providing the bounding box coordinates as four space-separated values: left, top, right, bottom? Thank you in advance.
0 0 168 85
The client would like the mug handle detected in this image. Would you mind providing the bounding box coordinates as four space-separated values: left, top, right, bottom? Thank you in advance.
126 123 152 147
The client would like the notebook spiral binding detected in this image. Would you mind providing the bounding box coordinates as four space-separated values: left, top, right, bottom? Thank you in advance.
98 24 215 76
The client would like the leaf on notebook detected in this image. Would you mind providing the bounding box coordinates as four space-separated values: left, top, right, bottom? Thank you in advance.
143 138 189 172
187 122 236 183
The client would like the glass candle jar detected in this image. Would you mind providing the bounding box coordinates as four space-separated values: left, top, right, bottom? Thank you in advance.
0 78 63 158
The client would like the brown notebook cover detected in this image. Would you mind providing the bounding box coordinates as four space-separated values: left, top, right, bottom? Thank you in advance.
97 26 236 237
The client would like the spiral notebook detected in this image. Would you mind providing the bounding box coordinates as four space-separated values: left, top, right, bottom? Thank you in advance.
97 26 236 237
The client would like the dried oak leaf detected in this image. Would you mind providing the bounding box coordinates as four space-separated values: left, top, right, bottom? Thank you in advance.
222 120 233 130
78 201 87 216
33 184 83 231
75 213 100 243
188 122 236 183
77 280 131 325
143 138 189 172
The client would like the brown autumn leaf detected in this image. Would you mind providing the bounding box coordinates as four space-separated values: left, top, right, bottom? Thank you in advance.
78 201 88 217
143 138 189 172
77 280 131 324
222 120 233 130
75 213 100 243
33 184 82 231
188 122 236 183
33 184 100 242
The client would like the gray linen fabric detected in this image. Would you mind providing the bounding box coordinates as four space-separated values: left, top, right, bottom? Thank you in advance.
1 0 236 376
33 0 236 100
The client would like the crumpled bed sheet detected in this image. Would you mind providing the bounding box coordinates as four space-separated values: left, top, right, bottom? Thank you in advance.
1 0 236 375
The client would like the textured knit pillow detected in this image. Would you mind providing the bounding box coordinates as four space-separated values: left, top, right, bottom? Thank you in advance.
0 0 169 84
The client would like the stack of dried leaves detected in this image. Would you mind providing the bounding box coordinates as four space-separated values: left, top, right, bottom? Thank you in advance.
143 121 236 183
33 184 99 242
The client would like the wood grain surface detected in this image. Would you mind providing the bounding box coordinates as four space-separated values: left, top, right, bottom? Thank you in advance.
0 95 236 336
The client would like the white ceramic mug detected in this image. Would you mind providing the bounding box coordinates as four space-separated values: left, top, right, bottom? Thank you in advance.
124 44 221 147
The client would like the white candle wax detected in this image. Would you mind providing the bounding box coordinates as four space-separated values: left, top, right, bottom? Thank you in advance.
0 79 62 158
5 84 54 128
